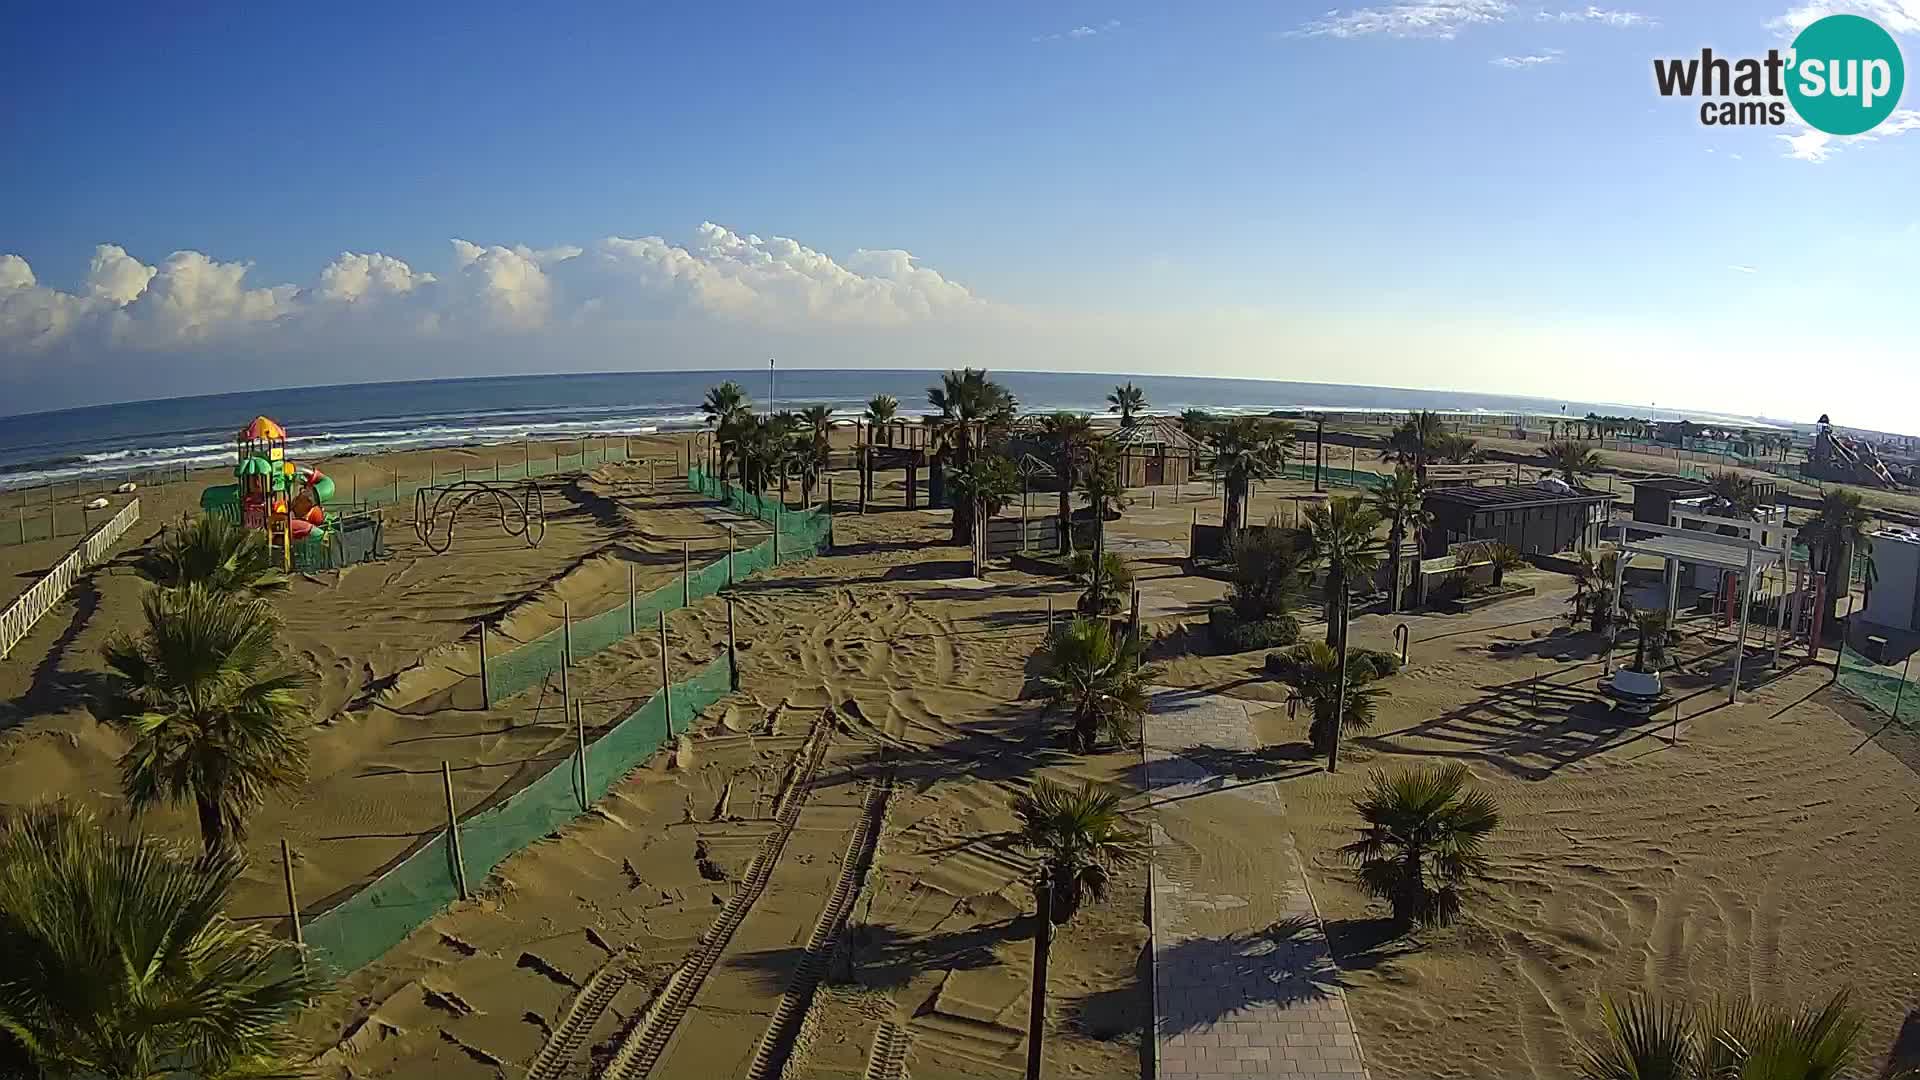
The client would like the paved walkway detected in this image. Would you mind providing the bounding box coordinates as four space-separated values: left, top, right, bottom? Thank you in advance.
1145 687 1371 1079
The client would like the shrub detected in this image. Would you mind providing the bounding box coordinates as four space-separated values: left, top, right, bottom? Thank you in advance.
1226 525 1306 621
1210 605 1300 652
1077 552 1133 614
1265 644 1400 680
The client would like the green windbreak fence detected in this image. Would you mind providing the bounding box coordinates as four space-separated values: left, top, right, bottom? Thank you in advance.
301 655 733 975
483 468 828 706
298 470 825 976
1836 641 1920 734
1267 462 1390 491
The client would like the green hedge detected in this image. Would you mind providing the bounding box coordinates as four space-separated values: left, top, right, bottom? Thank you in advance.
1208 605 1301 652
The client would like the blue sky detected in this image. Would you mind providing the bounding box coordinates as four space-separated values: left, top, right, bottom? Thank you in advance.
2 1 1916 428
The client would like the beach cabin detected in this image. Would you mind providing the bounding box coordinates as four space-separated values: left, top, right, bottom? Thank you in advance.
1423 481 1614 558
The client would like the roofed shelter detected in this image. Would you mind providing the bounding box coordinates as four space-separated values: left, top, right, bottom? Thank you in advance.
1422 482 1615 559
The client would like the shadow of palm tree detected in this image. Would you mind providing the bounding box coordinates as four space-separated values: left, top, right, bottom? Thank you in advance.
724 919 1023 995
1154 916 1369 1037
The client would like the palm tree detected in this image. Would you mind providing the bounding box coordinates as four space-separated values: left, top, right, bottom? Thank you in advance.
1038 617 1154 752
1226 522 1306 619
1271 641 1386 757
1631 609 1670 674
1385 411 1447 483
1707 470 1761 516
1340 763 1500 927
1432 432 1483 464
949 453 1020 551
1578 989 1871 1080
1107 382 1147 428
1570 548 1627 637
702 381 752 479
137 514 288 595
1011 778 1145 1079
1541 439 1603 486
861 394 899 504
96 587 311 859
926 369 1017 544
1178 409 1217 439
0 804 320 1080
1080 442 1129 610
1207 417 1292 532
793 404 835 506
1039 412 1096 552
1370 467 1429 613
1305 495 1383 650
1799 488 1875 633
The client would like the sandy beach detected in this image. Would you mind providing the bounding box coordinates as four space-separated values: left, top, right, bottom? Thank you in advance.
4 426 1919 1079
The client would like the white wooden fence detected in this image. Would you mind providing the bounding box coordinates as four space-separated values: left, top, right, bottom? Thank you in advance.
0 498 141 659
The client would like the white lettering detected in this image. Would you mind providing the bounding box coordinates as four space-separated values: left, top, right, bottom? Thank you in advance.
1800 57 1827 96
1830 58 1858 98
1864 58 1891 108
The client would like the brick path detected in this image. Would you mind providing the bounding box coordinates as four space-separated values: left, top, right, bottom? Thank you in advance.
1144 687 1371 1079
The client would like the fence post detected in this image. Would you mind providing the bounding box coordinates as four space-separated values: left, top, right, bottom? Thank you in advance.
281 838 303 949
1189 508 1197 559
627 564 637 634
1128 587 1141 644
478 622 490 707
524 439 530 477
682 541 691 607
727 596 740 691
442 762 469 901
728 526 736 585
575 701 589 811
562 598 573 668
658 612 674 733
651 459 657 493
773 517 781 563
1047 595 1055 633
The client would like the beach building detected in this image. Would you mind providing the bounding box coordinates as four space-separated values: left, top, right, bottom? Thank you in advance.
1105 416 1203 488
1422 480 1614 557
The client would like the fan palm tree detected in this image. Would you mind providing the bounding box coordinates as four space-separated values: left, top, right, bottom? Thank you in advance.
1271 641 1387 757
1010 778 1145 1080
1432 432 1483 464
1340 763 1500 927
96 587 311 859
860 394 898 504
1707 470 1761 516
1207 417 1292 532
792 404 835 506
1578 989 1873 1080
926 369 1017 544
1385 411 1447 483
1305 495 1383 650
1039 412 1096 552
949 453 1020 546
702 381 752 479
1226 521 1306 619
0 804 320 1080
137 514 288 595
1080 443 1130 610
1799 488 1875 632
1370 467 1429 613
1570 548 1628 636
863 393 898 440
1541 439 1603 486
1107 382 1147 428
1038 617 1154 752
1631 609 1670 674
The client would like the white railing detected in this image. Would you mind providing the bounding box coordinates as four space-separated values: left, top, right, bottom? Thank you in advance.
0 498 141 659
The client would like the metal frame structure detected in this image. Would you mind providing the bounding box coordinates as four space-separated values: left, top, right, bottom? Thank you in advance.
1610 513 1793 704
412 479 549 554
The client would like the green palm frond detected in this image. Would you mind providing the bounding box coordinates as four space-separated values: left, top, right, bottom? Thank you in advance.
1339 763 1499 926
1578 996 1697 1080
1012 778 1145 925
864 394 899 427
0 804 321 1080
1039 617 1155 751
138 514 289 595
1540 439 1604 485
95 586 311 859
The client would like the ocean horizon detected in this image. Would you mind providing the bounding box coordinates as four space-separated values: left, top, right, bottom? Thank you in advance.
0 368 1794 492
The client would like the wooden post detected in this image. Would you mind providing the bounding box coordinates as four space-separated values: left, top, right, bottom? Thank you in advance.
682 541 691 607
1189 508 1197 559
727 596 740 691
478 622 490 707
650 459 657 493
1046 595 1055 633
727 525 736 586
524 439 530 477
575 701 589 810
562 598 573 668
443 762 470 901
1026 869 1052 1080
281 838 303 948
628 564 637 634
658 612 674 733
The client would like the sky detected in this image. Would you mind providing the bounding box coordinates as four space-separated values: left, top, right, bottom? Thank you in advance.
2 1 1916 429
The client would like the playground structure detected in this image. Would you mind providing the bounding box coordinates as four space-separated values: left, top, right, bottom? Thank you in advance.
1806 414 1898 488
412 479 549 554
199 416 342 569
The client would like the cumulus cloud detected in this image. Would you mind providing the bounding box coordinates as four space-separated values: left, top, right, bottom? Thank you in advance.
1032 18 1120 42
1780 108 1920 161
1491 48 1564 66
0 224 981 356
1771 0 1920 34
1286 1 1513 39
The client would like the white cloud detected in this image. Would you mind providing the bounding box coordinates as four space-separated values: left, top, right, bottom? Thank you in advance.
1771 0 1920 34
1535 7 1656 27
1286 1 1512 39
1729 264 1759 273
0 224 981 356
1491 48 1564 66
1032 19 1120 42
1780 108 1920 160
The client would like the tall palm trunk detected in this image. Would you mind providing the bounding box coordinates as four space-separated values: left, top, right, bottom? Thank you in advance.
1387 526 1404 613
1056 450 1073 552
196 795 227 860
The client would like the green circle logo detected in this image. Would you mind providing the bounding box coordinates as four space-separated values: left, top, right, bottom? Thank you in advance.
1788 14 1905 136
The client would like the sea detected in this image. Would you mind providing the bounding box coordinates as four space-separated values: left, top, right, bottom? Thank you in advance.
0 369 1788 493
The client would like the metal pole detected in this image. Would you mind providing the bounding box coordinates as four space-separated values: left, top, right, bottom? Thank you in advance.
727 596 740 691
562 598 573 668
682 541 692 607
1891 650 1914 727
1026 868 1052 1080
281 839 303 948
443 762 469 901
478 622 490 707
658 612 674 733
627 564 637 634
728 525 736 586
1730 546 1755 704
